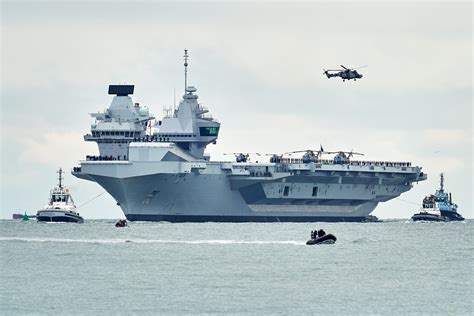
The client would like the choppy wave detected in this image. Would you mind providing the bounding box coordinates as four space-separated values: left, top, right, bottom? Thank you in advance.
0 236 305 246
351 237 380 244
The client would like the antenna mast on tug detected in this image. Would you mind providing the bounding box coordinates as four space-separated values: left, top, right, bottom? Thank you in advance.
184 49 189 93
57 168 63 189
440 172 444 191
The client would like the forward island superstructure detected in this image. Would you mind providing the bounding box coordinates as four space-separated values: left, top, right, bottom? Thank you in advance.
73 50 427 222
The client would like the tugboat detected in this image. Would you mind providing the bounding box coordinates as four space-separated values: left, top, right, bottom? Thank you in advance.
411 173 464 222
36 168 84 223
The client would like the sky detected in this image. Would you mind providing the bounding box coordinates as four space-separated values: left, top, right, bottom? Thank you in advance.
1 1 472 219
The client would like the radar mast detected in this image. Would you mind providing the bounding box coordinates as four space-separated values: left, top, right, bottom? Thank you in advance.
184 49 189 94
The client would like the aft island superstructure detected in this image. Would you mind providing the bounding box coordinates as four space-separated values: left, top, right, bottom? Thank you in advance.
73 51 427 222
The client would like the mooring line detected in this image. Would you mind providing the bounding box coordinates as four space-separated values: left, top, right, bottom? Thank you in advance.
396 198 421 206
76 191 107 209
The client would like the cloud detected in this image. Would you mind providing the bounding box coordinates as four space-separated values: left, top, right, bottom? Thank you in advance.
18 131 94 168
422 128 471 144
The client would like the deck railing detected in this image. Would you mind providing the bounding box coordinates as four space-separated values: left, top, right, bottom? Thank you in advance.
85 155 128 161
80 154 413 170
281 158 412 168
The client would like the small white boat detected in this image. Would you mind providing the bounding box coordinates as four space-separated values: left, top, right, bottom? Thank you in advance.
36 168 83 223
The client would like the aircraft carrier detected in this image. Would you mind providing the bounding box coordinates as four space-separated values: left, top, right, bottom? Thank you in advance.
72 50 427 222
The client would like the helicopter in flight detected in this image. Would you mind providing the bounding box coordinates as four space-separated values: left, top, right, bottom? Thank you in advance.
323 65 367 82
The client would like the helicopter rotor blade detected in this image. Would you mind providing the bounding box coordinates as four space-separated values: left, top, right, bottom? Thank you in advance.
264 153 283 156
286 149 321 154
340 65 349 70
350 65 368 70
343 151 364 156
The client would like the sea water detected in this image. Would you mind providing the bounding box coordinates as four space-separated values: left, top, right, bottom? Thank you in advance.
1 219 472 314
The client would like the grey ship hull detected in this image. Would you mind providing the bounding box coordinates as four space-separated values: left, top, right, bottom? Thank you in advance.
74 149 425 222
76 172 377 222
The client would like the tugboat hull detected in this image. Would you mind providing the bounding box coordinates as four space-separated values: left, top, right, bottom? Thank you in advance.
440 211 464 221
411 213 449 222
36 211 84 223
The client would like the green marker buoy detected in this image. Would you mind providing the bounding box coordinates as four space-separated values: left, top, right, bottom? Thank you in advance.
22 212 29 221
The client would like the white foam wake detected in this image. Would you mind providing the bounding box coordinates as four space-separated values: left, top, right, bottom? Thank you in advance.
0 237 305 246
